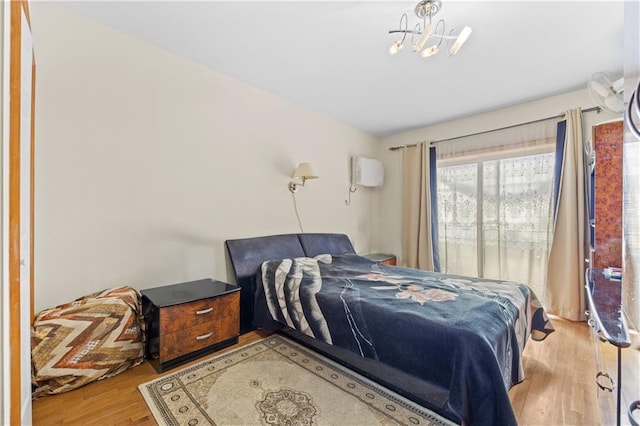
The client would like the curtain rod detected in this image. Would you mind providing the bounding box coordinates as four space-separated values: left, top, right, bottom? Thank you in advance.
388 106 601 151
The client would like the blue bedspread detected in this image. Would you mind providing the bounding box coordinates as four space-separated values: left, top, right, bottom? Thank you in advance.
254 254 554 426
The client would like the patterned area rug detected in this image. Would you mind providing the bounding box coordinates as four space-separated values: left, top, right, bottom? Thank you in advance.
138 335 455 426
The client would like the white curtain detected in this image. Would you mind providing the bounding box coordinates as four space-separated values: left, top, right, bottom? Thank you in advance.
436 119 557 302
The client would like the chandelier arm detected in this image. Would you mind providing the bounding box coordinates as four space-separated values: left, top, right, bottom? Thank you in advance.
388 30 422 35
431 28 459 41
389 30 460 40
398 13 409 44
431 34 459 40
431 19 445 48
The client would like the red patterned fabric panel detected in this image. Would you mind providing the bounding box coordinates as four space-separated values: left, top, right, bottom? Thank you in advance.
593 121 623 269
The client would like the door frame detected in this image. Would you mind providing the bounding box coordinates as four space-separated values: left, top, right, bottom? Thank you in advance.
3 0 34 424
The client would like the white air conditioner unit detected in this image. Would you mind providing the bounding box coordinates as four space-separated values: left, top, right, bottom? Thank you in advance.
352 157 384 188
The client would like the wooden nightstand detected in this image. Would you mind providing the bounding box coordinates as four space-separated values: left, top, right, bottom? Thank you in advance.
141 278 240 373
363 253 397 266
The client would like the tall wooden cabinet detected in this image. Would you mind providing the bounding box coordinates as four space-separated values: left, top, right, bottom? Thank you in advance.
593 121 624 269
585 120 639 426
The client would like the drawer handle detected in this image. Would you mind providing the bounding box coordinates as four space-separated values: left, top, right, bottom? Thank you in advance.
195 307 213 315
595 371 614 392
196 332 213 341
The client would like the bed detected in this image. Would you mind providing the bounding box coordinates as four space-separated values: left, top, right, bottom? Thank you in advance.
225 233 554 425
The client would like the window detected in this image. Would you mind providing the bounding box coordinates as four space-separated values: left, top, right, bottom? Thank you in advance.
435 121 557 300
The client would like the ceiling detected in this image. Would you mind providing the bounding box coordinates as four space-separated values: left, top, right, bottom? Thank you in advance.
56 1 624 137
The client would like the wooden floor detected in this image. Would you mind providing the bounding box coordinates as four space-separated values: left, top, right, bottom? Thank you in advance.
509 316 599 425
32 318 625 425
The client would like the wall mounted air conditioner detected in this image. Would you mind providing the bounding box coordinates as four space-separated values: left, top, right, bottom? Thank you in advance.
352 156 384 188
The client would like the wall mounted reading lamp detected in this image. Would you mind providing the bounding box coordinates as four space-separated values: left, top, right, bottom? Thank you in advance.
288 162 318 193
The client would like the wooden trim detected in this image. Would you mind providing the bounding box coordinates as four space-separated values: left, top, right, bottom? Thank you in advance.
8 0 22 423
8 0 33 423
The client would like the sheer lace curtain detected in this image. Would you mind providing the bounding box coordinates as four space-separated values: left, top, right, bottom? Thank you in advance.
436 120 557 303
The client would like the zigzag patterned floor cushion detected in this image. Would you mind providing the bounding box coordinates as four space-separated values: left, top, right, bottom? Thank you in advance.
31 286 145 397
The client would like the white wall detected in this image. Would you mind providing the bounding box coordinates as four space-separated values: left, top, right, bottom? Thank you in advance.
374 89 620 265
29 4 380 313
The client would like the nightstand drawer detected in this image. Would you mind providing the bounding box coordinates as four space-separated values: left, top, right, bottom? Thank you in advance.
160 292 239 334
161 317 238 361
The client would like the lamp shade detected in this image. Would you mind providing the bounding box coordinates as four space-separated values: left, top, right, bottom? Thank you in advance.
293 162 318 180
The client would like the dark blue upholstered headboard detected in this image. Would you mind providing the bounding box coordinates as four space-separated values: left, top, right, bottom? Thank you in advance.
225 234 305 334
225 233 355 334
297 233 356 257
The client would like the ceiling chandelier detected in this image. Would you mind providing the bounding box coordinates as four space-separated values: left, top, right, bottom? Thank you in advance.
388 0 472 58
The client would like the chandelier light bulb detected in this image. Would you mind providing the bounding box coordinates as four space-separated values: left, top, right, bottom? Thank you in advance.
413 22 433 52
421 45 438 57
449 26 472 55
389 40 403 55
